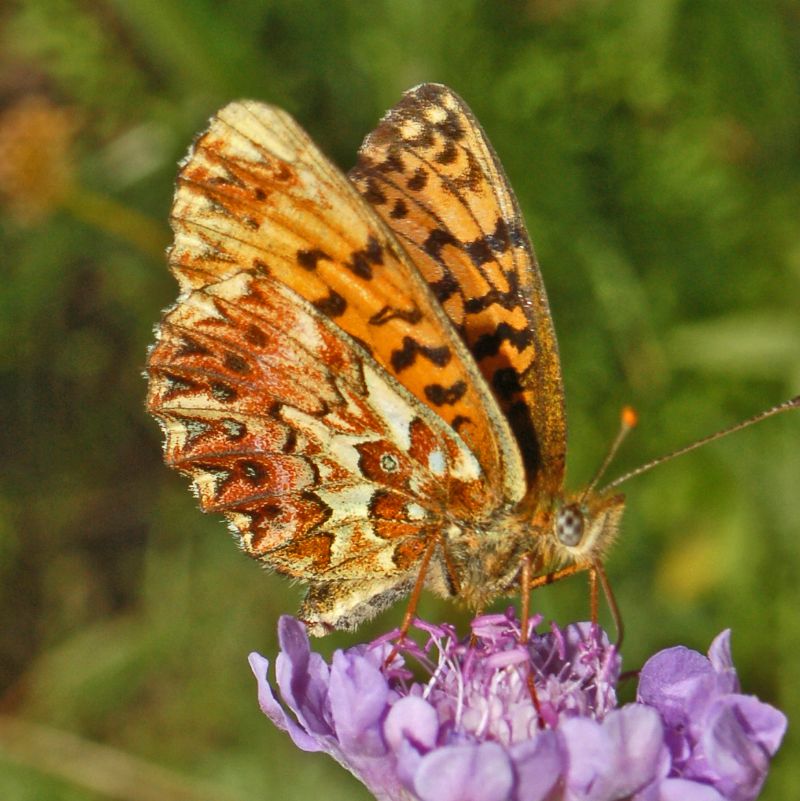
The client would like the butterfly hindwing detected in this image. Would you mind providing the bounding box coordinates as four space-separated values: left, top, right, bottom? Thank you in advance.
147 271 495 632
350 83 566 494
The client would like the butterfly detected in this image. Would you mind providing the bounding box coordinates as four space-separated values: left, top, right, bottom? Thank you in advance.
146 83 798 637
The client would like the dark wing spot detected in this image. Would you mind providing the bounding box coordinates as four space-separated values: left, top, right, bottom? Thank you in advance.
313 289 347 317
244 324 268 347
361 177 387 205
297 248 329 270
507 400 542 481
365 236 384 265
391 337 452 372
177 335 210 357
464 269 523 314
486 217 512 253
257 503 282 519
429 271 460 303
423 228 460 260
424 381 467 406
437 107 465 141
348 250 373 280
355 440 408 486
465 237 493 266
452 148 482 191
211 381 237 402
224 352 250 373
377 150 405 174
473 323 534 361
491 367 524 400
347 238 383 280
451 414 471 432
369 303 422 326
282 429 298 453
407 167 428 191
435 140 458 164
240 460 267 484
402 123 435 149
389 199 408 219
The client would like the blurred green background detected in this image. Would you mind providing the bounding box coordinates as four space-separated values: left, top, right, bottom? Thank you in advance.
1 1 798 799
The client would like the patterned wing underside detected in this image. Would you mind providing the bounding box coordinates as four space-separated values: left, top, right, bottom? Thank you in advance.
350 84 566 493
147 272 495 633
168 100 525 502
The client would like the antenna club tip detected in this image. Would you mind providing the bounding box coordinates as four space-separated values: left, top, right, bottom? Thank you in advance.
621 406 639 429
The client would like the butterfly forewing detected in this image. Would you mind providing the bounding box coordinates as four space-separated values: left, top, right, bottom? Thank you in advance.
147 270 496 631
350 84 566 494
167 100 525 502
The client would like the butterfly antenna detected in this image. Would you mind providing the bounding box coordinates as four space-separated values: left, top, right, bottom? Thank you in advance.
602 395 800 492
582 406 639 501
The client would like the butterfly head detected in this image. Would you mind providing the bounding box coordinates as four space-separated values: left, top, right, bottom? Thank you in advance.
547 491 626 566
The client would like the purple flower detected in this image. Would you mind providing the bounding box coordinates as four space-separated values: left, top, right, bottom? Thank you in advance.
637 630 787 801
249 611 785 801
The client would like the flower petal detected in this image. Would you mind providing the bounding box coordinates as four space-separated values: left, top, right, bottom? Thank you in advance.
414 742 513 801
275 616 333 737
637 645 717 729
651 778 725 801
385 696 440 751
248 652 323 752
329 649 389 756
509 730 563 801
385 696 440 789
561 706 664 800
726 694 787 755
695 698 772 801
603 705 666 798
707 630 739 694
560 717 613 800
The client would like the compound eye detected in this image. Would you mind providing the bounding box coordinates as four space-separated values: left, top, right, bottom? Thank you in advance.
556 504 585 547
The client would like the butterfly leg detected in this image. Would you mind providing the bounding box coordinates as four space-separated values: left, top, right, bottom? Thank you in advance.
525 561 623 647
526 562 588 591
593 560 623 648
518 553 536 644
519 554 544 723
588 565 599 624
384 536 439 667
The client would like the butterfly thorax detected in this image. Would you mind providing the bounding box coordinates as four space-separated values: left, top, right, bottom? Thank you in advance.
441 489 626 610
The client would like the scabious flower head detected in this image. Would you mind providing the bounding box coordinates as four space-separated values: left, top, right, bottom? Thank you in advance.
249 610 785 801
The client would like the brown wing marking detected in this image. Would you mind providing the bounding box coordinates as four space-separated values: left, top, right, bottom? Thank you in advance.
350 83 566 493
167 99 525 502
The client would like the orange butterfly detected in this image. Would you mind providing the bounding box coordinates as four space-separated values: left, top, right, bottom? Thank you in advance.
147 84 798 637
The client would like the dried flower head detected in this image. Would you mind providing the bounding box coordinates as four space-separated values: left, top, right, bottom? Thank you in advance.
250 611 785 801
